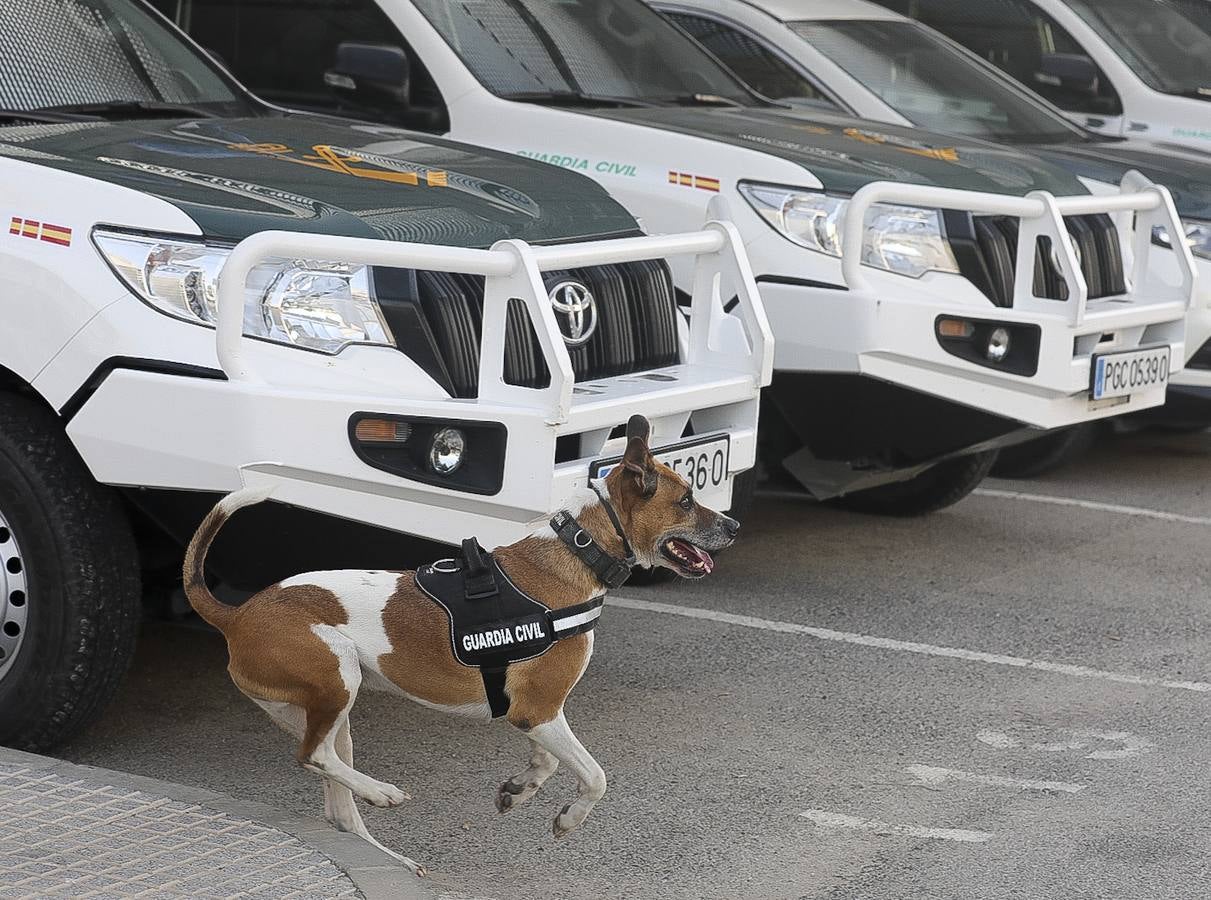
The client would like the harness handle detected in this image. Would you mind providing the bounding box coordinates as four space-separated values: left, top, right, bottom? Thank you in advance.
460 538 499 600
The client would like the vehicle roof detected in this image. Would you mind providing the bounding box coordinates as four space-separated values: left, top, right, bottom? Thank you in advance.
719 0 908 23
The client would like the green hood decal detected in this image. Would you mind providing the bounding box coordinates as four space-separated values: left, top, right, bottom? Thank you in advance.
1034 138 1211 221
0 115 638 246
587 107 1091 197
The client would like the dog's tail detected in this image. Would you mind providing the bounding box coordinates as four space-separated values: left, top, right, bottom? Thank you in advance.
182 485 274 630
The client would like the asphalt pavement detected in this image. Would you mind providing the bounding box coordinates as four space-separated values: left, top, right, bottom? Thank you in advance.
60 426 1211 900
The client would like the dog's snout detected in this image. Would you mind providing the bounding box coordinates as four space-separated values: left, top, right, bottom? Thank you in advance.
721 515 740 539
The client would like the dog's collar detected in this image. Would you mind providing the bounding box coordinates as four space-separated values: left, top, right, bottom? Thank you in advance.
549 483 635 589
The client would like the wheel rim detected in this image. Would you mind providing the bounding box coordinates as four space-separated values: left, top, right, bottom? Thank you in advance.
0 507 28 682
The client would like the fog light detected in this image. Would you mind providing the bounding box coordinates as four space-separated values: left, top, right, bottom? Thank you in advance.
429 428 466 474
986 327 1011 363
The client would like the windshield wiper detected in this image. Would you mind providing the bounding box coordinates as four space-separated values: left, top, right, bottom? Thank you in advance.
36 100 218 120
656 93 744 108
0 108 103 124
501 90 657 108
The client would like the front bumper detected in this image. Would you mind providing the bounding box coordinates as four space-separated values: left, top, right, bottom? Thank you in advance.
66 211 773 548
756 176 1198 431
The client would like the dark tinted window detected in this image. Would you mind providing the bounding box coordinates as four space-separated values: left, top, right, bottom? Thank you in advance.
147 0 447 128
662 10 836 106
874 0 1122 116
1066 0 1211 98
409 0 750 103
2 0 246 113
790 20 1084 142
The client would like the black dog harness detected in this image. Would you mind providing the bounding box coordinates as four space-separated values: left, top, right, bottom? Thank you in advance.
415 486 635 718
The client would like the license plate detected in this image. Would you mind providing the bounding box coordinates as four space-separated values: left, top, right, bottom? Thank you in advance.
590 434 732 508
1090 345 1171 400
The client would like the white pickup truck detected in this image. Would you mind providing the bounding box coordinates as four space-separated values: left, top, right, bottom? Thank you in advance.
155 0 1199 515
0 0 770 749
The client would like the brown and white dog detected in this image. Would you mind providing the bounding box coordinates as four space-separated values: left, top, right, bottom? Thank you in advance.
182 416 738 875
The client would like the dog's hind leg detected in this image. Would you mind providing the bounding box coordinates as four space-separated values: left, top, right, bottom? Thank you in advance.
496 739 560 814
300 626 408 809
324 720 427 877
526 711 606 838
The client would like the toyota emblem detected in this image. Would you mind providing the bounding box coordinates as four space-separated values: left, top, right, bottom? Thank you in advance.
548 280 597 347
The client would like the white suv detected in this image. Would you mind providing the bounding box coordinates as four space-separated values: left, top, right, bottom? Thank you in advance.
0 0 770 748
155 0 1198 514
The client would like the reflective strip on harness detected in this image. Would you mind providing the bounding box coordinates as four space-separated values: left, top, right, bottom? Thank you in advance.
551 605 603 635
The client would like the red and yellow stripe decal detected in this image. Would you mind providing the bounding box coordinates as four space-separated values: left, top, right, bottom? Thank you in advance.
40 223 73 247
668 170 721 193
7 216 72 247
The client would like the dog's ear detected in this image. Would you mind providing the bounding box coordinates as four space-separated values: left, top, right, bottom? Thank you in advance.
621 434 658 498
626 414 651 449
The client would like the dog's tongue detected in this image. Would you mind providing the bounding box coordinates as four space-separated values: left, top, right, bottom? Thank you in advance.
672 538 715 574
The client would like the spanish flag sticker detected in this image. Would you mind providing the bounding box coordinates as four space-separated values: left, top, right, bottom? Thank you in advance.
668 170 721 193
7 217 73 247
40 223 72 247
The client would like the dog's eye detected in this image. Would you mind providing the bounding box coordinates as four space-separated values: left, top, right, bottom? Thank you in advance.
679 494 693 510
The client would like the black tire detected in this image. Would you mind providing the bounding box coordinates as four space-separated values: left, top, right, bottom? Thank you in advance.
991 425 1097 479
830 451 998 517
0 392 140 751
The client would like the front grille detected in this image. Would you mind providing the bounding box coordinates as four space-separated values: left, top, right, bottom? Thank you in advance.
962 213 1126 308
375 259 680 399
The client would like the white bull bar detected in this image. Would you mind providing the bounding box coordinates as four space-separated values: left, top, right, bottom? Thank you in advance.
214 204 773 424
204 203 771 539
841 172 1197 324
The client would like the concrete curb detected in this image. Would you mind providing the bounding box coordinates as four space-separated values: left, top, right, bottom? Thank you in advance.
0 746 437 900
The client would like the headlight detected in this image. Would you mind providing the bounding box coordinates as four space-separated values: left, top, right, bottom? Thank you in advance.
93 230 393 354
738 182 959 279
1153 218 1211 261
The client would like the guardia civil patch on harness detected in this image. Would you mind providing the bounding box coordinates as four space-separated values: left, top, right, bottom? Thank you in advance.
415 539 603 661
415 554 555 668
415 539 604 718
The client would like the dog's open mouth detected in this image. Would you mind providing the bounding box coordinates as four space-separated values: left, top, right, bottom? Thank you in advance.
660 537 715 578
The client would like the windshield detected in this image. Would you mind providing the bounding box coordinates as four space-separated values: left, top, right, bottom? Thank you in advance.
1066 0 1211 98
0 0 252 115
411 0 751 104
790 19 1089 143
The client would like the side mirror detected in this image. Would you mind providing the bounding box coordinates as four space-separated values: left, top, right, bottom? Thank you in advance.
324 42 410 107
1035 52 1100 97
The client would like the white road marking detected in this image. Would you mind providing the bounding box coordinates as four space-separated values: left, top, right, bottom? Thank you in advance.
609 596 1211 694
906 765 1084 794
975 730 1016 750
1077 730 1154 760
974 488 1211 527
976 729 1153 760
799 809 991 843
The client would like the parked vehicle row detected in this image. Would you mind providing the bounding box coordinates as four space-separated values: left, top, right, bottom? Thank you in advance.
0 0 1206 748
154 0 1201 501
652 0 1211 470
